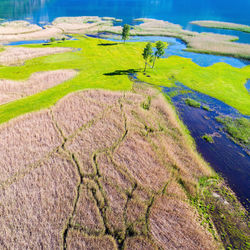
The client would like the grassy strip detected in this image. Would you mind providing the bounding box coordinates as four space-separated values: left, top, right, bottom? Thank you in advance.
185 98 201 108
216 116 250 148
137 56 250 115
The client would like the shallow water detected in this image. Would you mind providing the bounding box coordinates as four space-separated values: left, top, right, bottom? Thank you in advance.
0 0 249 42
6 40 49 46
163 84 250 209
245 80 250 92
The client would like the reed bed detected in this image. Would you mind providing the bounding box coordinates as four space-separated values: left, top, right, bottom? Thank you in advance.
0 69 77 105
0 46 72 66
0 86 220 249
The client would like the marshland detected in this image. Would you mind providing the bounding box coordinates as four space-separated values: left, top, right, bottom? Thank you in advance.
0 0 249 249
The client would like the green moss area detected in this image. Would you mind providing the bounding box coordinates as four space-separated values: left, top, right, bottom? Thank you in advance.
185 98 201 108
202 105 210 111
0 37 249 124
137 56 250 115
0 36 146 124
196 177 250 250
216 116 250 148
202 134 214 143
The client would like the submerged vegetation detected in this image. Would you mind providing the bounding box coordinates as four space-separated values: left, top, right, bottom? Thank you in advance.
197 177 249 250
202 134 214 143
185 98 201 108
216 116 250 148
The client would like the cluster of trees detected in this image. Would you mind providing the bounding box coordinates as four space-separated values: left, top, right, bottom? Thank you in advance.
142 41 166 72
122 24 166 72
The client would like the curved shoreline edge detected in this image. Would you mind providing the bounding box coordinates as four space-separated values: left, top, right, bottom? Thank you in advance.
0 16 250 60
190 20 250 34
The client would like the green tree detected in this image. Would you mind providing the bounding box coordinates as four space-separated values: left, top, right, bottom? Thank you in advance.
142 42 153 72
152 41 166 68
50 37 56 42
122 24 130 43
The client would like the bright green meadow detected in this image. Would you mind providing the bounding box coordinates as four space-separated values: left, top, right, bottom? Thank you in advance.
0 36 249 125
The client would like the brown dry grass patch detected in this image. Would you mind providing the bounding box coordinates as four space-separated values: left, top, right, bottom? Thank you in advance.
124 236 157 250
65 104 124 175
0 153 78 249
113 133 170 192
150 195 217 249
0 110 62 184
98 153 134 192
0 70 77 105
0 46 72 66
0 85 219 249
71 184 105 235
66 230 117 249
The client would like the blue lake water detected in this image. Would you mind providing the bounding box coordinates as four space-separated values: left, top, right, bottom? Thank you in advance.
0 0 249 42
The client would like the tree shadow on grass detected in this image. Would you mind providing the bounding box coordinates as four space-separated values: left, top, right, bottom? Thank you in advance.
103 69 140 76
98 43 119 46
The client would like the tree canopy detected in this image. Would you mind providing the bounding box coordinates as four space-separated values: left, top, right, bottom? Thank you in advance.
153 41 166 68
142 42 153 72
122 24 130 43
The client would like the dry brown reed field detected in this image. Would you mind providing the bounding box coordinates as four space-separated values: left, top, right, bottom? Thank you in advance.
0 84 221 249
0 47 73 66
0 69 77 105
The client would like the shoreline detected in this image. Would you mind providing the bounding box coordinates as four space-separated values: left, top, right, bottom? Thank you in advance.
0 16 250 60
190 20 250 34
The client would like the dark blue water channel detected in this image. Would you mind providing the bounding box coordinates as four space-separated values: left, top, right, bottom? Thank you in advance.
163 83 250 210
0 0 249 43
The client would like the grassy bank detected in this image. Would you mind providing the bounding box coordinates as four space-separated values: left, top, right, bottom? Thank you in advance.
0 36 146 124
0 36 249 124
137 56 250 115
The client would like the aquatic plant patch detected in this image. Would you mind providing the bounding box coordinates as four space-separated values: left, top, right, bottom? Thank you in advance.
216 116 250 148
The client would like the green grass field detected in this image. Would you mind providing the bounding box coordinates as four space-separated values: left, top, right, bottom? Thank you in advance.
0 37 146 124
137 57 250 115
0 36 249 125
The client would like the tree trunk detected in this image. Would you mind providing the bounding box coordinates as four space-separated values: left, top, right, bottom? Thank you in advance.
144 61 147 72
152 57 156 69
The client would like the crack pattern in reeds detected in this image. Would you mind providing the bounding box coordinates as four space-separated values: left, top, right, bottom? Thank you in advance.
0 86 219 249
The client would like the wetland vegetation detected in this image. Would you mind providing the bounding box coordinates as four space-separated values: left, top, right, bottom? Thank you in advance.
0 13 249 250
216 116 250 149
191 20 250 33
